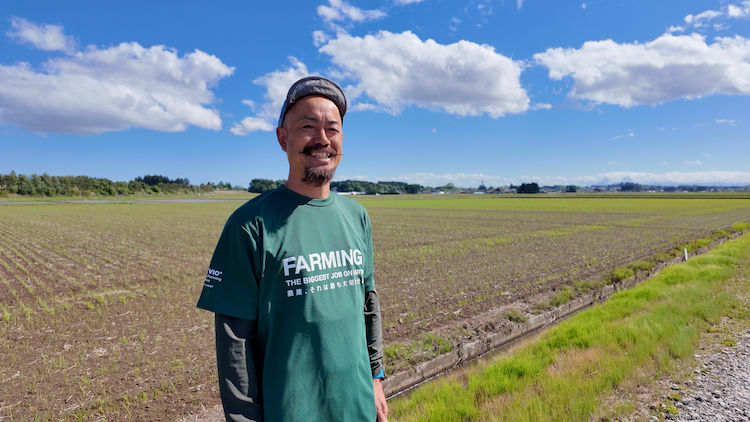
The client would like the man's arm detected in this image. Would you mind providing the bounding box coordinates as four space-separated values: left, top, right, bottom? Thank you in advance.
365 290 388 421
215 313 262 422
364 290 384 377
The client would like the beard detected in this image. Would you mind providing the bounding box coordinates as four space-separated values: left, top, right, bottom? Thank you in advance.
302 166 336 186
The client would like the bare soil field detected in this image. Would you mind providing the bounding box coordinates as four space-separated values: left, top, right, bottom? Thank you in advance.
0 195 748 420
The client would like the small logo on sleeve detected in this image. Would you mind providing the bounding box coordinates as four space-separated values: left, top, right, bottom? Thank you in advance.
204 268 223 288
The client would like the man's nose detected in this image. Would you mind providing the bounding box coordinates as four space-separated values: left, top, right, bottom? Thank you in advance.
312 128 330 145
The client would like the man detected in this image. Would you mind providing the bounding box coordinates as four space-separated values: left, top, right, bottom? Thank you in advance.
197 76 388 422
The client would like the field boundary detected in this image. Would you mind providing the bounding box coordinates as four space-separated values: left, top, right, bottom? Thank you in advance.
382 228 748 398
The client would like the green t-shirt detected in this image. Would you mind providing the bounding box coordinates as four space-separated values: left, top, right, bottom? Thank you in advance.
197 185 376 421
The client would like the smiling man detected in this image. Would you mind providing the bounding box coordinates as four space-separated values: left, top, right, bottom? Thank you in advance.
197 76 388 422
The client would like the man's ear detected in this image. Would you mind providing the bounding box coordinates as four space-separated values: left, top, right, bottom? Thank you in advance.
276 126 287 152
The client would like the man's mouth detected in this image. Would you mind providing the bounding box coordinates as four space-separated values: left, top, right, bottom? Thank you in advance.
301 146 339 159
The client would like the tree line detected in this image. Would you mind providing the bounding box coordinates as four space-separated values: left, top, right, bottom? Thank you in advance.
249 178 425 194
0 172 238 196
10 171 686 197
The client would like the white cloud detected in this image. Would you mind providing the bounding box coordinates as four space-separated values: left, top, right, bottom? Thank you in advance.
350 102 382 112
534 33 750 107
715 118 736 125
362 172 516 188
728 2 750 18
667 25 685 34
685 9 723 27
7 17 76 53
394 0 424 4
593 171 750 186
476 1 494 16
713 23 730 31
517 0 524 10
230 57 309 135
339 171 750 188
253 58 309 113
685 160 703 166
230 117 274 135
581 3 587 10
685 1 750 28
319 30 529 117
0 21 233 135
317 0 386 24
312 30 330 47
449 16 461 31
612 130 635 140
530 102 552 110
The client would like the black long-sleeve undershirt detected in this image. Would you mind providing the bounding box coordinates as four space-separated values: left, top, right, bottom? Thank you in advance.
215 315 262 422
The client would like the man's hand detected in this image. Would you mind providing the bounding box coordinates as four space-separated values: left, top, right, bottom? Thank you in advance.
373 378 388 422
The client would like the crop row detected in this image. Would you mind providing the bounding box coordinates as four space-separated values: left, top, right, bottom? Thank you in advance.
0 196 748 420
368 202 749 340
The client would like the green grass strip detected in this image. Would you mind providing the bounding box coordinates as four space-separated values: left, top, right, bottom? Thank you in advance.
390 233 750 422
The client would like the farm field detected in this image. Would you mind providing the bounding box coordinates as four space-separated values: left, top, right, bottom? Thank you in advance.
388 229 750 421
0 194 749 420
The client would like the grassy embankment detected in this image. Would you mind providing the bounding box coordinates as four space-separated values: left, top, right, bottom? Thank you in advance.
390 225 750 421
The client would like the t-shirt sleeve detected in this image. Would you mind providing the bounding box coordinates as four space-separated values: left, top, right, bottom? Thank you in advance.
196 218 260 320
363 210 376 293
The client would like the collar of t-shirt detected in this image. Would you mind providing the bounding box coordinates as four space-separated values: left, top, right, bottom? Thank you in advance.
278 184 336 207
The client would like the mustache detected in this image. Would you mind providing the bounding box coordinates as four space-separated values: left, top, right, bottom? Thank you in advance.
301 145 342 156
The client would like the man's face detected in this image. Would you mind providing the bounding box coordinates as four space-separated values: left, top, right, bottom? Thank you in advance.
277 96 343 186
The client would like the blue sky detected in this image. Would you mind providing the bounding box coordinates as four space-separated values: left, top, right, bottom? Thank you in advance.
1 0 749 188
